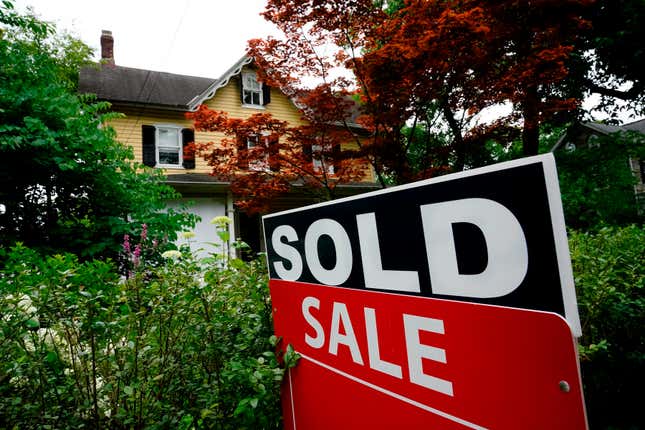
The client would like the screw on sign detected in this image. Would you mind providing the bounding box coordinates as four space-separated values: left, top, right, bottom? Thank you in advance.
263 154 588 429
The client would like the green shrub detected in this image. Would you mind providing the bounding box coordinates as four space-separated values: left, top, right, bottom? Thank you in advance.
0 236 290 429
556 131 645 230
569 225 644 429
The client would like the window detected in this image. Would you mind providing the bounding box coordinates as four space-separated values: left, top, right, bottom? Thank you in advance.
156 126 182 166
247 134 270 171
312 144 335 175
240 71 270 108
141 125 195 169
242 72 263 106
587 134 601 148
304 142 338 175
564 142 576 152
238 133 279 172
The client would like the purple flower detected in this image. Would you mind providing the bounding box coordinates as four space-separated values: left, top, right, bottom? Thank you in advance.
133 244 142 267
141 223 148 242
123 234 131 255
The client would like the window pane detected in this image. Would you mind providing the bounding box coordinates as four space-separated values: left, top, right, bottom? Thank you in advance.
244 91 253 105
311 144 334 174
158 128 179 147
247 136 259 149
159 148 180 165
243 89 262 106
243 73 261 90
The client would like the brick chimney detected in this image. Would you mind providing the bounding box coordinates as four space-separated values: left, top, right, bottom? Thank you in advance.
100 30 114 65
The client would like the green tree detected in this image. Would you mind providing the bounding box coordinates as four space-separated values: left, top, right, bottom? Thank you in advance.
0 1 194 259
555 130 645 229
572 0 645 119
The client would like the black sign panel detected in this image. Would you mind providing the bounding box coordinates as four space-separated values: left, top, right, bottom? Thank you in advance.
262 154 580 335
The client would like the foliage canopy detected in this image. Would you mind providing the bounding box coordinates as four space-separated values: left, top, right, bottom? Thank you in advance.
0 1 194 259
243 0 593 184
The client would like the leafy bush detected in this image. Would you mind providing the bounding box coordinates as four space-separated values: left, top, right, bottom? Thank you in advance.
556 131 645 230
569 225 644 429
0 233 290 429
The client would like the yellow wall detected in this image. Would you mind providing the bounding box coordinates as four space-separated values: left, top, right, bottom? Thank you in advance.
108 107 209 173
108 67 372 181
203 73 307 126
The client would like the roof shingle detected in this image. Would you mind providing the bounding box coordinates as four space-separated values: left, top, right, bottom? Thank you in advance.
79 64 215 109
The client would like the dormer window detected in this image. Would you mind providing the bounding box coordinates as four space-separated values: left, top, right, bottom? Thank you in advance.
242 72 263 106
240 71 271 108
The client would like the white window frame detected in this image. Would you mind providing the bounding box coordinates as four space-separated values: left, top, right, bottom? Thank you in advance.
247 133 271 171
155 124 183 168
242 71 264 108
312 143 335 175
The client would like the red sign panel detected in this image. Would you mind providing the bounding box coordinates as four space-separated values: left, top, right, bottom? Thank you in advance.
271 279 587 430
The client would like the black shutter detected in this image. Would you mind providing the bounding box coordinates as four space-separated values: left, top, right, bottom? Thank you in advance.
142 125 156 167
182 128 195 169
237 134 248 169
269 137 280 172
332 143 341 175
262 83 271 105
303 143 313 162
239 75 245 104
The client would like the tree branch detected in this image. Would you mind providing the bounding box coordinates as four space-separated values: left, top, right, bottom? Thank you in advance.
583 78 643 101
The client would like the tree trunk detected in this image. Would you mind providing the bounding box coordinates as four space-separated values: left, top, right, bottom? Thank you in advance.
440 97 466 171
522 85 540 156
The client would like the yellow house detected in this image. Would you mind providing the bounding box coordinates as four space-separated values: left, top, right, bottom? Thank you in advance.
79 31 377 256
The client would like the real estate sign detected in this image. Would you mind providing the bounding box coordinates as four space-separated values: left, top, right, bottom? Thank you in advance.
263 154 587 429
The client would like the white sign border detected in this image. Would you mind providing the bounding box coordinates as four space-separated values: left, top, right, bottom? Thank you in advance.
263 153 582 336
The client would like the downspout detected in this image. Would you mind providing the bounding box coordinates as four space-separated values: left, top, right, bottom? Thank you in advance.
226 191 237 259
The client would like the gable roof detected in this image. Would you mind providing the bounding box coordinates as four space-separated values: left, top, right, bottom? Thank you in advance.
79 56 255 112
79 55 367 129
79 65 215 110
580 122 622 135
622 118 645 133
576 118 645 136
551 118 645 151
187 55 254 111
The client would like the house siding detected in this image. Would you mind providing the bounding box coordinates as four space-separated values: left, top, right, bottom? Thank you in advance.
203 73 307 127
108 70 308 176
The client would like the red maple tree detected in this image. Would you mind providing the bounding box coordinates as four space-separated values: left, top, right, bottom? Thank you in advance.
191 0 592 213
187 102 367 214
250 0 591 177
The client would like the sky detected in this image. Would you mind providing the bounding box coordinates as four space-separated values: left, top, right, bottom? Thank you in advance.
13 0 281 79
10 0 641 123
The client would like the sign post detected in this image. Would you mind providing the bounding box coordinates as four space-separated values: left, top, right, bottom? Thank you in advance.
263 154 588 429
